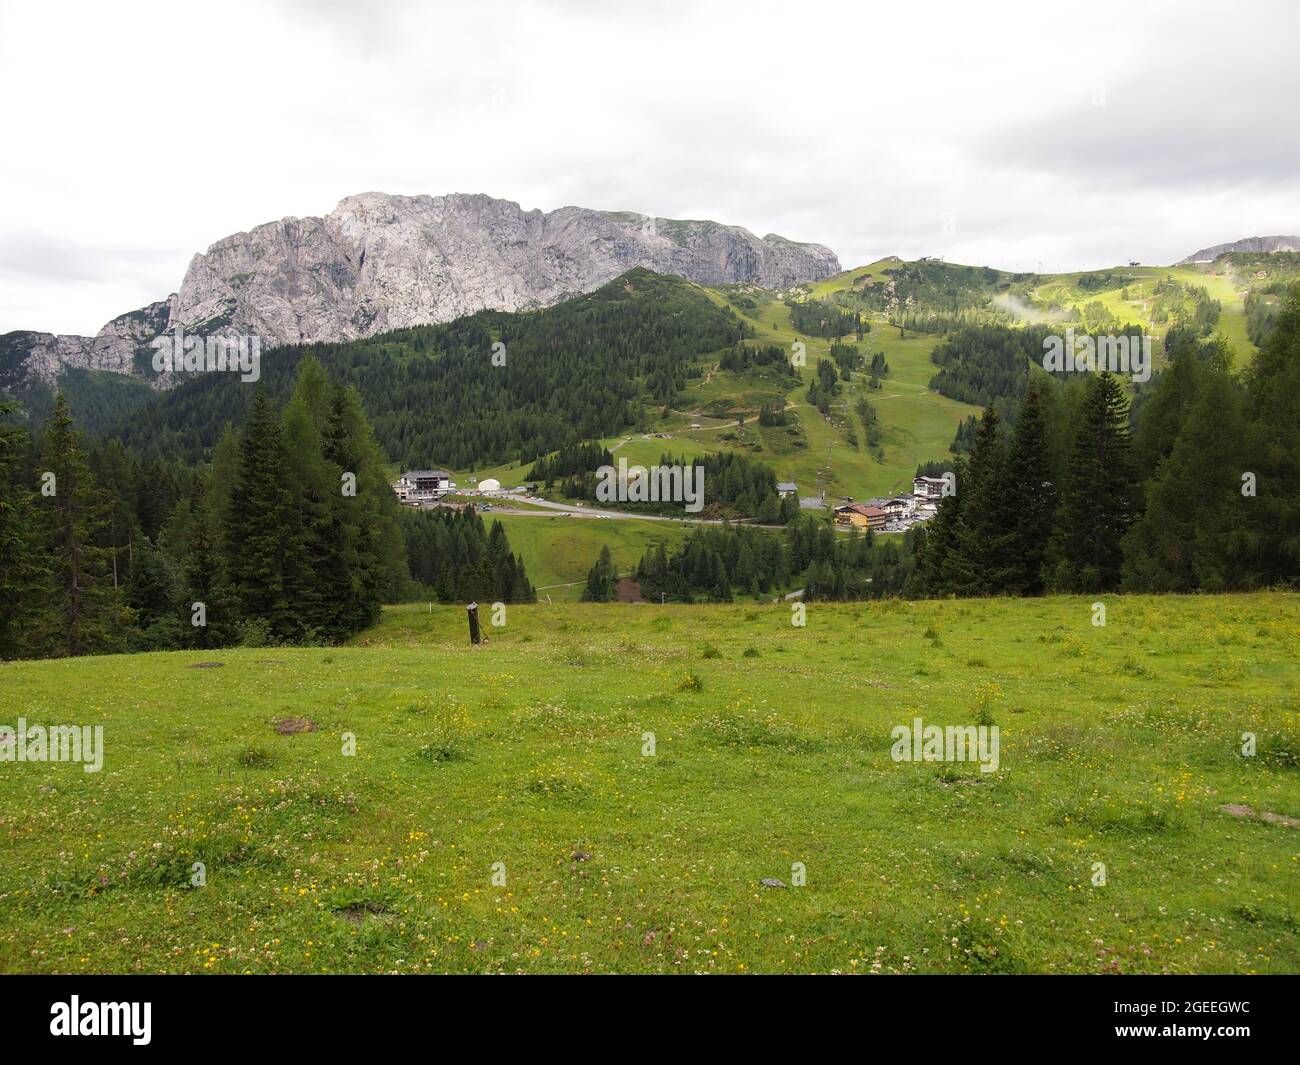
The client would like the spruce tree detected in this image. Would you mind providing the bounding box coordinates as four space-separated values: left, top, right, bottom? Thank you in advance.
280 387 333 636
906 459 965 597
1002 384 1058 595
322 383 410 630
948 407 1011 596
0 406 51 658
1243 286 1300 586
1123 368 1249 591
38 394 132 655
581 544 616 601
226 387 300 641
182 478 241 647
1046 373 1139 593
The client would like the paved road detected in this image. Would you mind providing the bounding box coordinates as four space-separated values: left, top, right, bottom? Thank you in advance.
461 492 868 535
484 496 788 528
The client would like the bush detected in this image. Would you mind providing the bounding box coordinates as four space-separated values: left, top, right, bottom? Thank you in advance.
238 617 274 648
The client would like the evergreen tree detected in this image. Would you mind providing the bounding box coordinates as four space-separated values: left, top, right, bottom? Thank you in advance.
322 383 410 630
125 539 183 649
1047 373 1139 593
1123 368 1249 591
38 394 132 655
182 479 241 647
581 544 617 601
280 372 334 635
1242 285 1300 586
226 387 301 641
947 407 1011 595
906 460 965 597
0 405 50 658
1001 384 1058 594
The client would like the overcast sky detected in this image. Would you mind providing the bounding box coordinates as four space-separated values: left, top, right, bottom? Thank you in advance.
2 0 1297 335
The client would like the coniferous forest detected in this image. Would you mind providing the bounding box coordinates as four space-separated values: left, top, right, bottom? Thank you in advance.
0 355 532 660
909 291 1300 597
100 269 744 471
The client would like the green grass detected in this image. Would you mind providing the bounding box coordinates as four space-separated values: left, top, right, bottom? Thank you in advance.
2 593 1297 974
491 514 692 599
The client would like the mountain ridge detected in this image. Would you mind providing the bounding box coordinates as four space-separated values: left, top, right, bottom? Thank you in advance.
1177 234 1300 264
1 192 840 390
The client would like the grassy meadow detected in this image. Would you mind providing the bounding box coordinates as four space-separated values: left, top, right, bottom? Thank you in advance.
1 593 1297 974
491 513 692 599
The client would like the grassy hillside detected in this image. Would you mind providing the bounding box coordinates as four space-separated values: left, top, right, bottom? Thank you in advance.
809 257 1259 367
696 289 979 499
467 252 1266 518
2 593 1296 974
459 283 981 504
491 513 692 600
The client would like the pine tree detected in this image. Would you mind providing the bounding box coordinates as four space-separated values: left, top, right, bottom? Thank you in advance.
907 459 965 597
91 438 139 590
581 544 616 601
1243 285 1300 586
1047 373 1139 593
182 479 241 647
1001 384 1058 595
38 394 132 655
125 539 182 648
947 407 1010 596
1123 368 1249 591
226 387 301 640
280 382 333 636
0 406 51 658
322 382 410 631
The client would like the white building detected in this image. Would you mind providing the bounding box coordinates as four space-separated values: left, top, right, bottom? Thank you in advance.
881 496 913 521
394 469 455 504
913 475 948 501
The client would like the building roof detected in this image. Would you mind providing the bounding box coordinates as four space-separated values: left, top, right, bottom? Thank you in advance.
914 475 947 485
403 469 451 480
776 482 799 492
835 503 886 517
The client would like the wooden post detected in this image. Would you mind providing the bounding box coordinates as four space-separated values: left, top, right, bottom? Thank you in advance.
466 602 482 645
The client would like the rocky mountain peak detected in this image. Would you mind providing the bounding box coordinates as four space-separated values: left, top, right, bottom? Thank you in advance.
4 191 842 391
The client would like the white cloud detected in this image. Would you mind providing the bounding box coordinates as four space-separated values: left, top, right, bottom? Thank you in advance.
1 0 1296 333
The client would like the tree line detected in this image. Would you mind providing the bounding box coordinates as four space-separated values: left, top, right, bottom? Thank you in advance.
531 447 800 524
577 285 1300 604
0 355 531 659
909 289 1300 595
580 515 903 603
